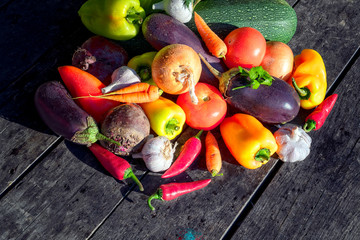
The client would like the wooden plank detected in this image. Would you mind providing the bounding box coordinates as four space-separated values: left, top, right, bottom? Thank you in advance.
288 0 360 86
1 1 356 240
0 26 94 195
231 51 360 240
0 1 151 195
86 1 360 239
228 0 360 236
86 127 279 240
0 140 146 239
0 0 94 195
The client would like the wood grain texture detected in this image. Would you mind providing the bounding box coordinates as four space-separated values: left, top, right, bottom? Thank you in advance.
88 127 279 240
0 141 146 240
0 0 358 239
288 0 360 87
231 55 360 240
0 27 94 195
229 0 360 237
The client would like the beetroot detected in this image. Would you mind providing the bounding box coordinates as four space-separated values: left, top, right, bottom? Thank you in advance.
100 103 150 156
72 36 129 85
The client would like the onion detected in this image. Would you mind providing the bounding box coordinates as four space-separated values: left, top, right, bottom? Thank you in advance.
132 136 177 172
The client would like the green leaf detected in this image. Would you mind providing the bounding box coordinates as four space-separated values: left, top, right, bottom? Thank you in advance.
249 68 259 81
251 81 260 89
233 66 274 90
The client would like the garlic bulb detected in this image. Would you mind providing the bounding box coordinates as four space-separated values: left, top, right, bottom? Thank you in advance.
152 0 194 23
274 124 312 162
133 136 177 172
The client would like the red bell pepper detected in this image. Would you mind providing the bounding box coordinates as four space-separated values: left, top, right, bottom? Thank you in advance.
88 143 144 191
58 66 120 123
303 94 338 132
161 130 203 178
147 179 212 211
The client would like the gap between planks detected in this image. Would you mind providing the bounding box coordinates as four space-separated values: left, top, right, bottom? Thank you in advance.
4 1 358 238
85 172 149 240
0 136 63 200
327 45 360 96
219 44 360 240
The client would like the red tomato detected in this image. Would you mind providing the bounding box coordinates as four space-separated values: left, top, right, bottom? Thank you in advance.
223 27 266 69
176 83 227 131
260 41 294 81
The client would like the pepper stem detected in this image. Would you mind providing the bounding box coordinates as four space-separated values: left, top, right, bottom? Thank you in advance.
292 78 311 100
123 168 144 191
126 8 143 24
194 129 204 140
303 119 317 132
147 189 163 211
165 118 181 135
138 66 151 82
255 148 271 163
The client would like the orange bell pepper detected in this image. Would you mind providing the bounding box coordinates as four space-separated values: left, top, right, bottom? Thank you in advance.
220 113 278 169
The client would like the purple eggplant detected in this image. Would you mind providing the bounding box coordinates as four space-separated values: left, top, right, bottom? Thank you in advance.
34 81 120 146
142 13 227 87
199 55 300 124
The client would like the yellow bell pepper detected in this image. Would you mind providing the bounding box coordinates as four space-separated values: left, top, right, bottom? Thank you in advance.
288 49 327 109
220 113 278 169
139 97 186 140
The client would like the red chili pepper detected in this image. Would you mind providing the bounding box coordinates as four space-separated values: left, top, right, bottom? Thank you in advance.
88 143 144 191
147 179 212 211
303 93 338 132
161 130 203 179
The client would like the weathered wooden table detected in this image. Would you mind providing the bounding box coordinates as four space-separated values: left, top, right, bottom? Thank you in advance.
1 0 359 239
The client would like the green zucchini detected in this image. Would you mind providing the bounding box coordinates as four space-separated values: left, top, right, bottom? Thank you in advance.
188 0 297 43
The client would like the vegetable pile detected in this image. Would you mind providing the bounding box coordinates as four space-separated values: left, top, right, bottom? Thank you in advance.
34 0 338 211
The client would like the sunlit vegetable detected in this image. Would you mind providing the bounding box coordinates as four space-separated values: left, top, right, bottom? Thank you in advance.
132 135 177 172
274 124 312 162
101 66 141 94
152 0 194 23
152 44 202 104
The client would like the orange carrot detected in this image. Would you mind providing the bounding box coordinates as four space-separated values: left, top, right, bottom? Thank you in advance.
194 12 227 58
205 131 223 177
103 82 152 96
75 82 160 103
98 89 159 103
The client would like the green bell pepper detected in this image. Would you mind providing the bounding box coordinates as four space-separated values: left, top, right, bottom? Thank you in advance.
127 51 157 86
78 0 146 41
